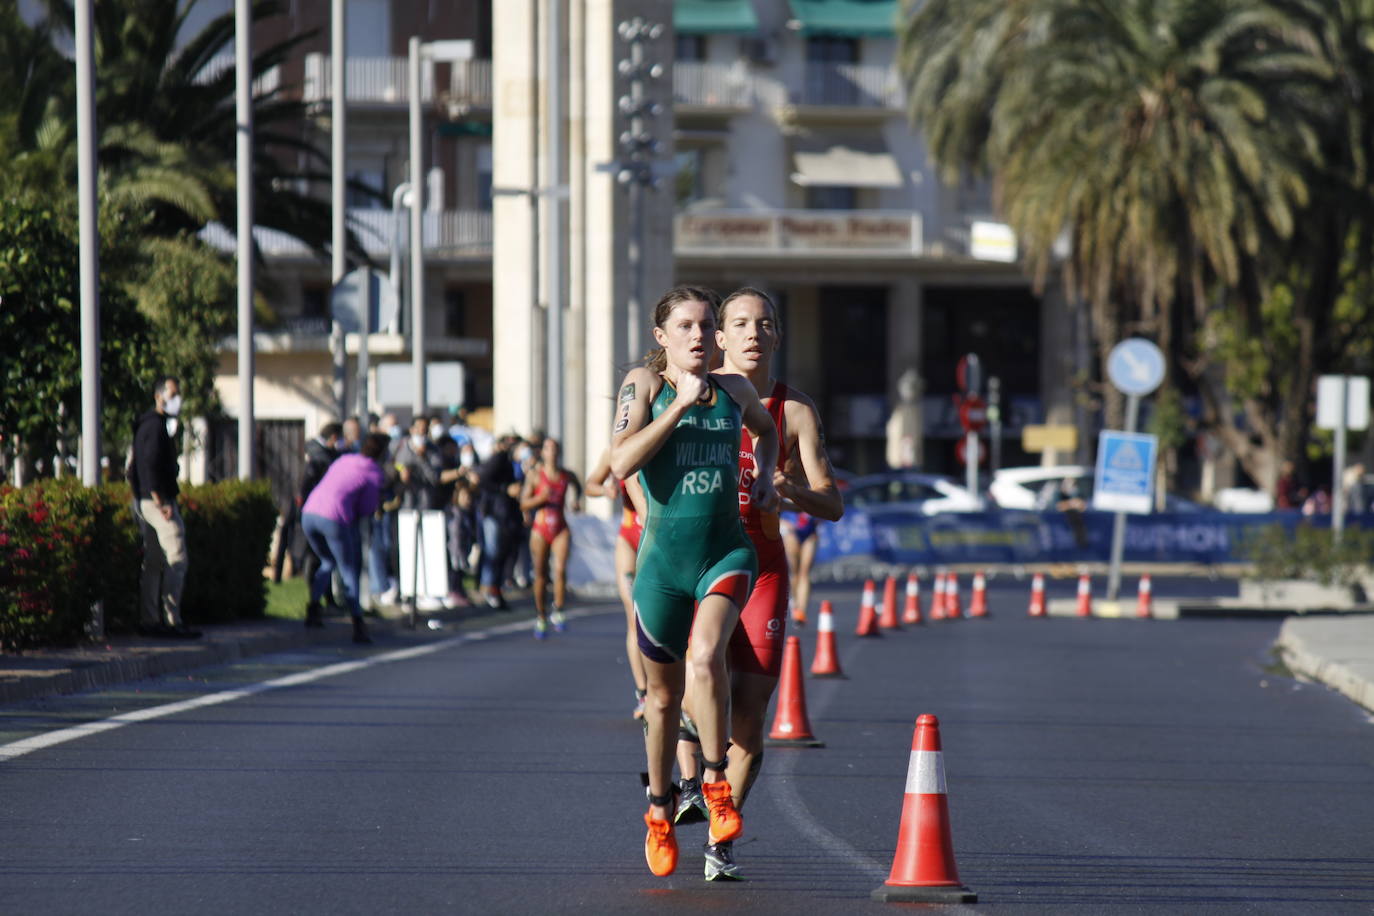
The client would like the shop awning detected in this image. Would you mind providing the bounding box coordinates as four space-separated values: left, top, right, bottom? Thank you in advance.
791 141 902 187
786 0 898 37
675 0 760 34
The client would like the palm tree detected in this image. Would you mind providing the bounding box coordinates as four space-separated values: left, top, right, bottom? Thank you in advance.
898 0 1340 489
17 0 368 259
0 0 371 466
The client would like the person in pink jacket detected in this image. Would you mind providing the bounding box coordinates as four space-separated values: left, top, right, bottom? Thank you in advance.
302 433 390 643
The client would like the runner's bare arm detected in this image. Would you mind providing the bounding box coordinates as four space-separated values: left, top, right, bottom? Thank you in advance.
718 373 780 514
609 367 684 479
518 472 546 511
776 394 844 521
568 472 584 513
584 447 612 498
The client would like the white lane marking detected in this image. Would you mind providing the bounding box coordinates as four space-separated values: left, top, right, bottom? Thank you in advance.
762 639 889 880
0 613 544 763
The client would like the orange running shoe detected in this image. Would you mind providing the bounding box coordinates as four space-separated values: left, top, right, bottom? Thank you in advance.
701 780 743 845
644 810 678 876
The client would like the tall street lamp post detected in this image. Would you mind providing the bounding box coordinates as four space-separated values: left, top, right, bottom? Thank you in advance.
408 37 473 418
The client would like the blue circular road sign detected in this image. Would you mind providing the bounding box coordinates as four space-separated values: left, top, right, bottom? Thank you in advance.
1107 338 1165 397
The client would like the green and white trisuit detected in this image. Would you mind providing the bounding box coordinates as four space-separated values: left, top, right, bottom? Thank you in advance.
634 375 757 662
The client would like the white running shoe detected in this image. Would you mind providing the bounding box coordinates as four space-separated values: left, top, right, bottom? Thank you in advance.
703 842 742 881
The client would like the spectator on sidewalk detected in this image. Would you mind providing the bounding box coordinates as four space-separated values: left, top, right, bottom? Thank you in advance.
505 435 539 590
130 376 200 639
1276 460 1305 510
298 422 342 604
1342 461 1368 514
342 416 363 453
301 433 391 644
396 416 467 609
476 434 522 609
1038 476 1088 549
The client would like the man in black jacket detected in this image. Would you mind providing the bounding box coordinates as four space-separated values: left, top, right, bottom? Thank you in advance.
298 422 342 603
130 377 200 638
476 435 522 609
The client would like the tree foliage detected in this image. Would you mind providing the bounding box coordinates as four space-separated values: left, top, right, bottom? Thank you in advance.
0 0 365 474
0 199 157 467
899 0 1374 491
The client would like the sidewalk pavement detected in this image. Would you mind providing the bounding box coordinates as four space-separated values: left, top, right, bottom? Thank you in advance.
0 616 347 706
0 599 537 707
1274 614 1374 715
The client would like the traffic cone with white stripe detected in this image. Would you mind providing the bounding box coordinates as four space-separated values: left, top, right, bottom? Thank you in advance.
929 573 946 621
1028 573 1047 618
879 574 902 630
766 635 825 747
871 715 977 903
856 579 882 637
1136 574 1154 619
810 600 845 678
1076 573 1093 618
946 573 962 619
902 572 923 625
968 571 989 618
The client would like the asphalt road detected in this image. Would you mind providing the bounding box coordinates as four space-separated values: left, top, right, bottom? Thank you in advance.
2 580 1373 915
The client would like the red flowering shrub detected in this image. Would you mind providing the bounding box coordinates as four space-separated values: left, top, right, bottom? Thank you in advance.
0 478 275 649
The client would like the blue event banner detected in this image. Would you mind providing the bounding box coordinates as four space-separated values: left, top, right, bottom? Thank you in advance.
813 508 1374 567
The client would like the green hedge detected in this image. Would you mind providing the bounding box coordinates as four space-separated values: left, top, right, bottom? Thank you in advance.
0 478 276 650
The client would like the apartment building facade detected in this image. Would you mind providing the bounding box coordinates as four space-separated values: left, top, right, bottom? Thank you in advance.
204 0 1078 493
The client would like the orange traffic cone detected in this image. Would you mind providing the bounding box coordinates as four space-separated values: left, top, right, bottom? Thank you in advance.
1076 573 1093 617
902 573 923 625
968 570 989 618
871 715 977 903
856 579 882 637
946 573 962 619
1028 573 1047 617
1136 574 1154 619
929 573 946 621
810 600 845 678
879 575 902 629
766 635 825 747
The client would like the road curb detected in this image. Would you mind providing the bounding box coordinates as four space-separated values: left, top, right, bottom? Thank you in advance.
1275 616 1374 715
0 624 341 706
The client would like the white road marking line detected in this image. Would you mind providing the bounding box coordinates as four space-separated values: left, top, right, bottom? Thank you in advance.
0 613 546 763
763 642 889 880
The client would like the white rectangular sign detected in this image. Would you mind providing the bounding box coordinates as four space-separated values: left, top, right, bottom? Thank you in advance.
1316 375 1370 431
376 361 466 412
397 509 449 600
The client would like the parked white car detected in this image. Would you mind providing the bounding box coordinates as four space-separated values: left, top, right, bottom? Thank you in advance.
991 464 1206 512
1213 487 1275 513
989 465 1090 510
844 472 983 515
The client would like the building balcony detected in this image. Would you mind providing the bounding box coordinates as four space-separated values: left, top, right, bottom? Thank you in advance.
791 62 904 110
675 209 922 258
672 60 758 110
301 54 492 111
298 54 900 116
199 208 492 260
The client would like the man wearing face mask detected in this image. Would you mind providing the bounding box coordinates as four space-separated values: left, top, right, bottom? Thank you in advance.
396 416 468 609
130 376 200 638
476 434 524 609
